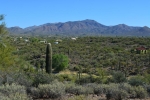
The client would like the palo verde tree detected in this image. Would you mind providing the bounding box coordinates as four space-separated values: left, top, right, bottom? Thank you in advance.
52 54 69 72
45 43 52 74
0 15 16 71
0 15 7 44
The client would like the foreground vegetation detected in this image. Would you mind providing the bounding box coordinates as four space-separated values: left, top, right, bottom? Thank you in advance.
1 14 150 99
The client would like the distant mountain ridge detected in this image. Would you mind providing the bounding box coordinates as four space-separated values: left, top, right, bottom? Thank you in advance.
7 19 150 36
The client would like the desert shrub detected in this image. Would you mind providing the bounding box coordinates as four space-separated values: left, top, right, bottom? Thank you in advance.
104 83 128 100
87 83 147 99
32 80 65 99
84 83 98 89
134 86 147 99
93 84 108 95
0 93 29 100
92 83 129 99
12 72 33 87
111 71 127 83
92 77 103 84
0 83 29 100
66 83 93 95
81 83 129 100
29 87 40 99
128 76 144 86
106 88 128 100
65 82 75 92
0 72 11 85
118 83 137 98
118 83 147 99
83 85 94 95
75 76 97 84
73 66 80 71
118 83 148 99
144 84 150 95
0 71 32 87
32 72 55 87
143 73 150 84
0 71 21 85
0 83 26 94
94 76 109 84
0 93 9 100
57 74 76 82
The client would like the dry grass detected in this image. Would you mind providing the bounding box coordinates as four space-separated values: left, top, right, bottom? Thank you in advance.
58 69 98 77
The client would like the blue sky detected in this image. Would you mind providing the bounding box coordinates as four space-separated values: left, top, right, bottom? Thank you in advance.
0 0 150 28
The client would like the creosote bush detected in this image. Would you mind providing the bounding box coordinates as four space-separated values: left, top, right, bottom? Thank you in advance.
66 84 93 95
32 72 55 87
85 83 148 100
0 93 30 100
134 86 148 99
0 83 29 100
31 80 65 99
13 72 33 87
111 71 127 83
105 85 128 100
128 76 144 86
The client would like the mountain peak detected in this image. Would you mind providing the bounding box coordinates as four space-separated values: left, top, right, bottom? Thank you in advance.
7 19 150 36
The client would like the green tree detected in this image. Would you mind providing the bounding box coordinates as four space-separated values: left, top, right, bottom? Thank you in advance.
0 15 7 46
0 15 16 71
52 54 69 72
0 15 7 35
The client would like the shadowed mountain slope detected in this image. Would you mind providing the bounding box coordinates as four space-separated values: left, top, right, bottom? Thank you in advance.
7 19 150 36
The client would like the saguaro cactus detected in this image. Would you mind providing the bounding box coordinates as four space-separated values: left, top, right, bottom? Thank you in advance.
46 43 52 74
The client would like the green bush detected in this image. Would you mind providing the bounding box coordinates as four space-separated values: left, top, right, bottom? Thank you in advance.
128 76 144 86
143 73 150 84
111 71 127 83
32 72 55 87
52 54 69 72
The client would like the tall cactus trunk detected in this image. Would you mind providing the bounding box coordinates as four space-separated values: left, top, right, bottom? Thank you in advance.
46 43 52 74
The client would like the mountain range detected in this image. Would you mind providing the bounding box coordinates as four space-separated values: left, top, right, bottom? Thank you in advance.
7 19 150 36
